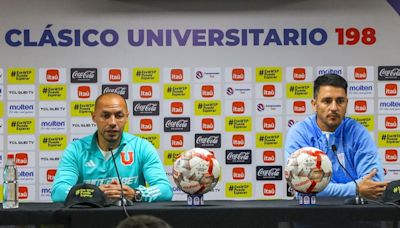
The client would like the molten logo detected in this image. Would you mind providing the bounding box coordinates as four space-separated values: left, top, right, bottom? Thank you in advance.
140 86 153 98
293 68 306 80
47 169 57 182
385 84 398 96
232 134 245 147
232 68 245 81
263 150 276 163
18 186 29 199
78 86 90 98
171 135 184 148
109 69 122 82
201 85 214 98
263 184 276 196
170 69 183 81
120 151 134 166
15 153 28 166
232 167 245 180
201 118 214 131
293 101 306 113
354 67 367 80
263 85 275 97
140 119 153 131
354 100 367 113
385 116 398 129
263 118 276 130
232 101 245 114
385 149 398 162
46 69 60 82
170 102 183 115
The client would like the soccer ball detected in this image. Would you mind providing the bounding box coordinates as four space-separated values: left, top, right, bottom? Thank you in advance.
173 148 221 195
285 147 332 194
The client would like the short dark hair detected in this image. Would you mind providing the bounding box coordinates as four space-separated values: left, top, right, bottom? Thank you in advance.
116 215 172 228
313 74 348 99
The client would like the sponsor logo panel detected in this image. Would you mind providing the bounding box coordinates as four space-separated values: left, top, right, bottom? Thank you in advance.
285 116 307 131
192 84 221 99
39 84 67 100
39 168 57 183
255 116 283 132
286 99 312 115
194 134 221 148
194 100 221 116
163 67 191 83
285 66 313 82
256 100 283 116
383 165 400 180
256 133 283 148
286 83 313 99
347 82 374 98
18 168 35 184
7 85 36 100
255 67 282 82
193 117 222 132
39 135 67 151
7 135 36 151
70 101 95 117
0 85 3 100
378 66 400 81
39 68 67 83
8 118 35 134
193 68 222 83
164 100 191 116
225 116 252 132
70 84 99 100
163 84 191 99
224 100 252 116
347 66 374 81
225 182 252 198
164 117 190 132
102 84 129 99
379 148 399 163
224 84 252 99
225 150 251 164
256 166 283 180
225 67 252 83
18 185 36 201
39 118 67 133
133 68 160 83
0 68 3 83
132 101 160 116
378 115 399 131
347 99 374 115
225 133 252 148
101 68 129 83
378 99 400 114
232 167 246 180
134 134 160 149
378 132 400 147
378 82 399 97
255 83 282 99
163 150 185 166
39 102 67 117
39 185 52 201
131 117 160 133
7 68 35 84
316 66 343 77
262 183 277 196
70 68 97 83
349 115 374 131
39 151 63 167
7 102 35 117
70 118 97 133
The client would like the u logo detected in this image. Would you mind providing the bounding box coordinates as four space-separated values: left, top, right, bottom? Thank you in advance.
120 151 134 166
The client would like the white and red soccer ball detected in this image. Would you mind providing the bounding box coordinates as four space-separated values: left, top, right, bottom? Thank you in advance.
173 148 221 195
285 147 332 194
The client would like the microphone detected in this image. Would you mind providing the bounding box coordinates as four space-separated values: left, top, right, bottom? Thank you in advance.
109 144 132 217
331 145 366 205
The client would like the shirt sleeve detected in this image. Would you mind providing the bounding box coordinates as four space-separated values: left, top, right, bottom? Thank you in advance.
137 139 173 202
51 143 80 202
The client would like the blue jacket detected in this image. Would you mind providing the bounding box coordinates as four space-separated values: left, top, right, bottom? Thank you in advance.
52 132 173 202
285 114 384 197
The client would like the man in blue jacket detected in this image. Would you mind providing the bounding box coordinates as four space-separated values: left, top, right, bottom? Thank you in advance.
285 74 387 199
52 93 173 203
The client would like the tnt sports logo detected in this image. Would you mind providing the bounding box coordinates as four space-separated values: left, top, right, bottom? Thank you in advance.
18 186 28 199
201 85 214 98
140 85 153 98
263 85 275 97
354 67 367 80
385 84 398 96
170 69 183 81
293 68 306 80
120 151 134 166
355 100 367 113
263 118 275 130
78 86 90 98
171 135 184 148
232 101 245 114
15 153 28 166
263 150 276 163
232 68 245 81
201 118 214 131
385 149 398 162
170 102 183 115
232 134 245 147
263 184 276 196
140 119 153 131
46 169 57 182
109 69 122 82
46 69 60 82
385 116 398 129
232 167 245 180
293 101 306 113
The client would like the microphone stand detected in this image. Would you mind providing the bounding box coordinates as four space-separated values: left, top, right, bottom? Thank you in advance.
110 146 132 217
331 145 366 205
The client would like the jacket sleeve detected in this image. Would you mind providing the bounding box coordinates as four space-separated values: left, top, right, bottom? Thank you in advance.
137 139 173 202
51 143 80 202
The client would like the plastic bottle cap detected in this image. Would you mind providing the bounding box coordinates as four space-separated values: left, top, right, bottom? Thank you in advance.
7 154 14 159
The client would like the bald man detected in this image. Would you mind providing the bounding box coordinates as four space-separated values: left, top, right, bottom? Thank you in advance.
52 93 173 203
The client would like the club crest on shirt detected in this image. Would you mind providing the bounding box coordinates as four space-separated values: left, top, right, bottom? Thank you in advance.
120 151 134 166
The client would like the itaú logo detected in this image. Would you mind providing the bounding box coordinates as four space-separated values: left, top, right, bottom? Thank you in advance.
15 153 28 166
354 100 367 113
109 69 122 82
46 69 59 82
232 101 245 114
293 101 306 113
263 184 276 196
354 67 367 80
385 149 398 162
47 169 57 182
385 84 398 96
140 85 153 98
78 86 90 98
201 85 214 98
263 85 275 97
385 116 398 129
170 69 183 81
263 150 276 163
263 118 275 130
140 118 153 131
201 118 214 131
170 102 183 115
18 186 28 199
232 68 245 81
171 135 184 148
293 68 306 80
232 167 245 180
232 134 245 147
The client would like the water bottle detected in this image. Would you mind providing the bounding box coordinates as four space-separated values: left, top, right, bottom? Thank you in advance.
3 154 19 209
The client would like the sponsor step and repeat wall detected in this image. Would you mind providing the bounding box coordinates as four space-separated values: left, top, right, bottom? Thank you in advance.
0 0 399 202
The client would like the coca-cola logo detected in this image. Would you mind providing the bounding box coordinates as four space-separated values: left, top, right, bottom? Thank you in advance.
256 166 282 180
378 66 400 81
102 85 129 99
164 117 191 132
225 150 251 164
194 134 221 148
132 101 159 116
70 68 97 83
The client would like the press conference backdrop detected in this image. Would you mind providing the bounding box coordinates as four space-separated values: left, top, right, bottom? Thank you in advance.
0 0 399 202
